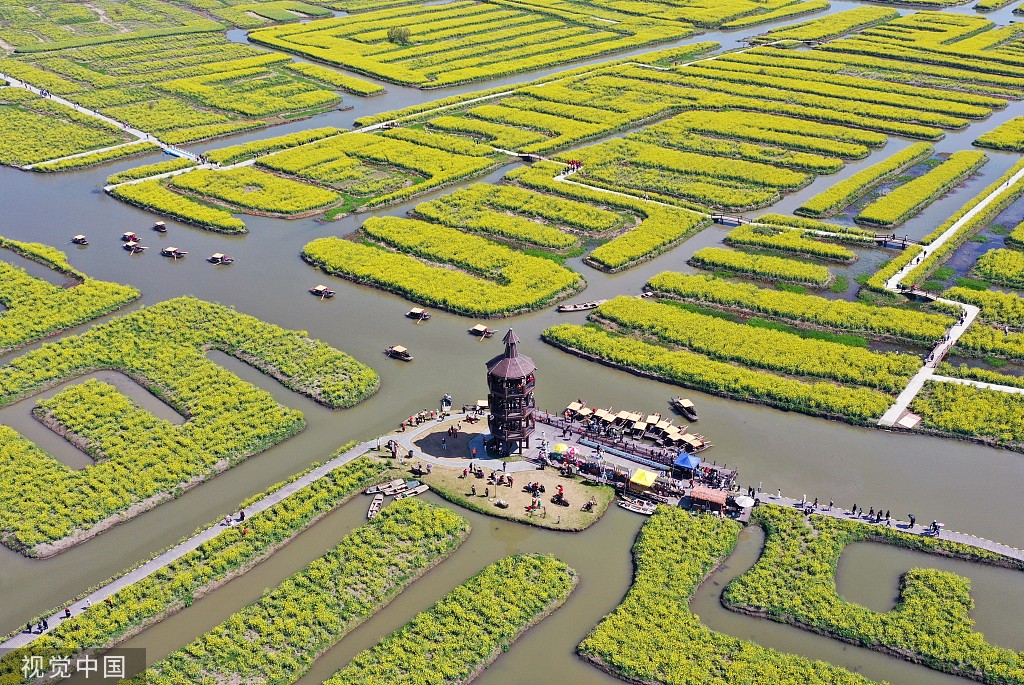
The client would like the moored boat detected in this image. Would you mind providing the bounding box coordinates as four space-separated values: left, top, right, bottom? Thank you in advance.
366 493 384 519
365 479 404 495
670 397 699 421
386 345 413 361
617 497 656 515
557 299 607 312
382 479 420 496
394 484 429 499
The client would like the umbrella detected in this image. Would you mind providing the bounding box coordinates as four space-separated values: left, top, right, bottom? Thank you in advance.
552 443 569 453
567 446 577 456
733 495 756 508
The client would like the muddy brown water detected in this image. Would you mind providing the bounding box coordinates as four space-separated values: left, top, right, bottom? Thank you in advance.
3 9 1024 683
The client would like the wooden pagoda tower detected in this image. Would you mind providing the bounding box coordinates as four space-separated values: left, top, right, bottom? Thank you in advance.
486 329 536 456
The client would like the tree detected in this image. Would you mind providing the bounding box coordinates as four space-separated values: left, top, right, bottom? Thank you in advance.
387 26 411 44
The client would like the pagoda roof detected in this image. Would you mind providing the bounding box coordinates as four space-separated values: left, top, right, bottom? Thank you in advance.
486 328 536 378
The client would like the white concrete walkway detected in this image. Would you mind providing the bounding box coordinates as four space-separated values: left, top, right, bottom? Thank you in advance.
0 72 200 167
878 164 1024 425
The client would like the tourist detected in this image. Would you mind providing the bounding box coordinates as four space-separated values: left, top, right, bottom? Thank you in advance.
442 437 447 450
828 499 833 510
241 526 248 536
42 618 48 630
471 484 477 496
64 607 71 619
238 510 245 522
812 497 818 509
462 468 468 478
485 487 489 497
885 509 890 521
426 463 432 473
502 460 507 471
776 489 782 499
909 514 916 529
25 622 31 633
508 476 513 488
224 515 232 526
868 507 874 519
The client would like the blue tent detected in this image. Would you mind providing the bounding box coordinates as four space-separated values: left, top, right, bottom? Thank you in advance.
674 452 702 470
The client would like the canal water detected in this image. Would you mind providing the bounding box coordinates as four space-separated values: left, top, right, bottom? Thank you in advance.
2 6 1024 683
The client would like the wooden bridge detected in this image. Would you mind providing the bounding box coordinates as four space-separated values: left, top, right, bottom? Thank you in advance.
710 214 753 226
874 233 920 248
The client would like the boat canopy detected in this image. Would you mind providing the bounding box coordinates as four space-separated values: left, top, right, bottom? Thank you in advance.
681 434 704 448
391 345 408 353
679 398 695 408
566 401 583 413
410 307 425 314
471 324 488 332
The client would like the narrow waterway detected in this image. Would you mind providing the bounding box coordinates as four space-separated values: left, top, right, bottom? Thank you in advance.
3 7 1024 683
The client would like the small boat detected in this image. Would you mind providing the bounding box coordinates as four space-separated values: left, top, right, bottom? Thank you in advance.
153 221 167 233
386 345 413 361
123 241 147 253
406 307 431 321
365 479 404 495
160 246 187 258
121 231 138 242
208 253 234 265
557 299 607 312
394 484 429 499
382 479 420 496
310 284 335 299
366 493 384 519
469 324 494 338
71 235 89 245
617 497 657 515
670 397 699 421
639 291 656 299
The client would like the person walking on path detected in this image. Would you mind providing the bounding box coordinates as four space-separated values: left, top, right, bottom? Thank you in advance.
909 514 916 529
502 460 507 472
442 437 447 451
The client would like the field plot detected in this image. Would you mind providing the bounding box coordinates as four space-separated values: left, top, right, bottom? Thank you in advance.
577 508 879 685
250 0 694 87
0 0 213 49
0 88 130 167
176 0 335 29
324 554 576 685
303 216 585 316
0 32 341 153
412 174 710 270
0 236 139 352
974 115 1024 152
130 499 469 685
725 506 1024 683
542 299 903 423
749 6 899 43
0 456 388 682
0 297 378 556
854 150 987 228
